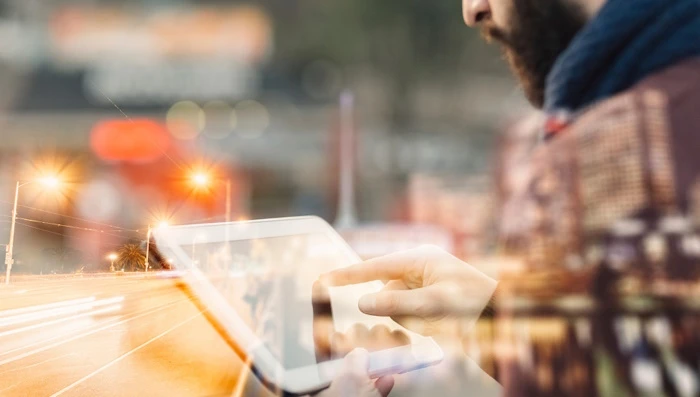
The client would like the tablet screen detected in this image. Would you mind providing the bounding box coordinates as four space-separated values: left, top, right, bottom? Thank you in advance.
179 233 413 371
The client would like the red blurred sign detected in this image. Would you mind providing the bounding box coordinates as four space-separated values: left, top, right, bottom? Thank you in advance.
90 119 171 163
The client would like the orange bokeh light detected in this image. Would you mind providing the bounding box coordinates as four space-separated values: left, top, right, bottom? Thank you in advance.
91 119 171 163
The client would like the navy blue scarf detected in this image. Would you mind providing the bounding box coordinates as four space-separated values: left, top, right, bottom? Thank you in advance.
544 0 700 114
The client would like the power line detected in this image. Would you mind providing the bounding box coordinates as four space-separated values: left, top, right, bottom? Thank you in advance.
14 221 72 239
14 217 140 240
0 214 146 241
13 221 131 249
0 199 140 232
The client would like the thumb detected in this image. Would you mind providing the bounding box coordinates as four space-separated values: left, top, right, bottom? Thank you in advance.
375 376 394 397
358 288 438 318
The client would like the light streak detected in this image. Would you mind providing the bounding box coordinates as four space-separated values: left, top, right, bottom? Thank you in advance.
0 297 96 319
0 304 123 338
0 297 123 328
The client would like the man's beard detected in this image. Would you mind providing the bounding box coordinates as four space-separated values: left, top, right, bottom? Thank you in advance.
482 0 587 108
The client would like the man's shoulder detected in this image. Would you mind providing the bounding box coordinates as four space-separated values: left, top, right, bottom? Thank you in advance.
572 58 700 130
548 58 700 228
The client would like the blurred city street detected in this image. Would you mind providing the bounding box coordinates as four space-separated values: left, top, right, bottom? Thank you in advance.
0 274 244 397
0 274 501 397
1 0 699 395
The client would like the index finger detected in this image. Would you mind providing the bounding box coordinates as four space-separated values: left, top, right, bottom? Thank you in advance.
321 250 419 287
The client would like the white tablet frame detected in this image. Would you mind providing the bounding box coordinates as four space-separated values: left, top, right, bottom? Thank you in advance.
152 216 443 395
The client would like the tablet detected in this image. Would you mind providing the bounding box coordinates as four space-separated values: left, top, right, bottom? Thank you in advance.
152 216 443 395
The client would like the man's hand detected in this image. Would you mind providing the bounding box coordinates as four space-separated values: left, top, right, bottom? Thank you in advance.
313 320 410 360
315 349 394 397
321 246 498 338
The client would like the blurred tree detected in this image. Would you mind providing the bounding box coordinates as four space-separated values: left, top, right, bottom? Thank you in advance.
115 244 146 272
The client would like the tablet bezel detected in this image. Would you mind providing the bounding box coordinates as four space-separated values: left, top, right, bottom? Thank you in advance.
152 216 443 395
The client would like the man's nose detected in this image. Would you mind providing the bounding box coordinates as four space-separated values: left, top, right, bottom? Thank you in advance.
463 0 491 27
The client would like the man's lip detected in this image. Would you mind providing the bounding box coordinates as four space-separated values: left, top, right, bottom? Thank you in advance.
480 24 510 46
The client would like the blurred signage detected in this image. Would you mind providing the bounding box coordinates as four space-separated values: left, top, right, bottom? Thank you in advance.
49 5 273 65
0 20 40 65
84 60 257 105
90 119 171 163
8 4 273 111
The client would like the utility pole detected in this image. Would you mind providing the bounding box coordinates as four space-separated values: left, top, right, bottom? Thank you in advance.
4 177 60 284
225 178 232 222
5 182 20 285
334 90 358 229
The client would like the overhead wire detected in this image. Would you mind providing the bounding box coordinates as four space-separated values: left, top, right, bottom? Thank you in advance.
14 217 139 240
14 221 66 238
13 221 134 249
0 199 139 232
0 214 146 242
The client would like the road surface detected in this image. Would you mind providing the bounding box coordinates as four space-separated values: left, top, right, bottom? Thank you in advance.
0 274 499 397
0 274 271 397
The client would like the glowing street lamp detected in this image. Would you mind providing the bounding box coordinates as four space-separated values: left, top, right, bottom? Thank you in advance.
144 218 171 273
189 170 233 222
191 172 210 188
107 253 118 272
5 176 62 285
39 176 61 189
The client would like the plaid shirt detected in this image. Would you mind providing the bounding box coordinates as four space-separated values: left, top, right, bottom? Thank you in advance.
497 58 700 278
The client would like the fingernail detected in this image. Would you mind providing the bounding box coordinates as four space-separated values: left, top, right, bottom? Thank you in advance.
358 295 376 312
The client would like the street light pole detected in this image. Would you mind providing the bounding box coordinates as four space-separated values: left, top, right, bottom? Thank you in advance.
334 90 358 229
191 172 233 222
5 181 20 285
4 177 61 284
225 178 231 222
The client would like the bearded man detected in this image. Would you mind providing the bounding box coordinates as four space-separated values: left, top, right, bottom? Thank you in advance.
318 1 700 395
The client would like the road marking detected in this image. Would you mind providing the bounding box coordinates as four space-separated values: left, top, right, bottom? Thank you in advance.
0 297 123 328
0 380 23 395
0 297 185 359
49 311 204 397
0 304 122 338
0 297 96 318
0 353 78 376
0 298 188 365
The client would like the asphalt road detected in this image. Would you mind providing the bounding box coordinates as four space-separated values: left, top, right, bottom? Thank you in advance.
0 274 500 397
0 274 267 397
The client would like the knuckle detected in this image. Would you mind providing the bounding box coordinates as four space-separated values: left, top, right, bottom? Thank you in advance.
370 325 391 335
392 329 410 342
